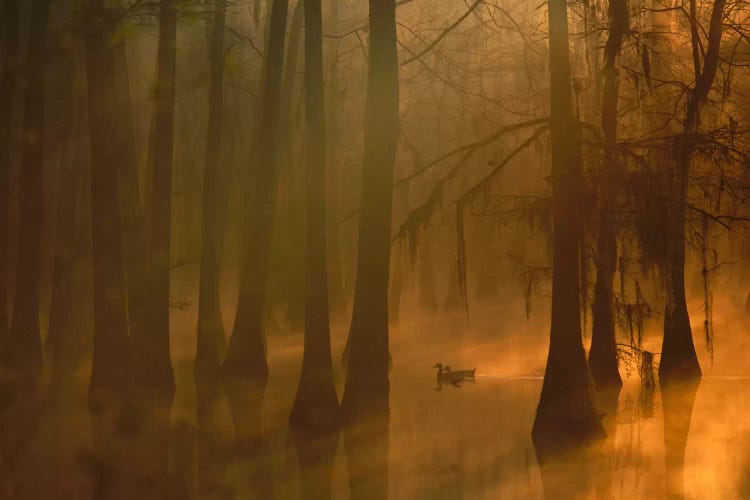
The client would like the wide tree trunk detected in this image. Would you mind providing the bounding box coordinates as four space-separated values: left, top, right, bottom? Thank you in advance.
289 0 340 432
195 0 228 386
7 0 52 385
339 0 399 421
222 0 289 385
0 0 20 353
84 0 132 407
132 0 178 394
531 0 605 451
588 0 627 389
660 137 702 379
659 0 724 380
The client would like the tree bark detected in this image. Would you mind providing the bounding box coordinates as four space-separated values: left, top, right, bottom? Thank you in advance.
84 0 132 407
7 0 52 385
289 0 340 432
532 0 605 452
339 0 399 422
132 0 178 394
222 0 289 385
195 0 227 386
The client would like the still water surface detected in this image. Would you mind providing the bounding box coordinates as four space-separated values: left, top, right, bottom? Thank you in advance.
5 299 750 499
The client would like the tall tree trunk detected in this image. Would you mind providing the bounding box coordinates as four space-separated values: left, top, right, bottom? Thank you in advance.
222 0 289 385
113 33 149 354
289 0 340 432
46 40 83 378
7 0 52 385
660 0 724 380
326 0 346 322
84 0 131 407
339 0 399 421
588 0 627 389
133 0 178 393
532 0 605 451
279 0 305 332
0 0 20 355
195 0 227 386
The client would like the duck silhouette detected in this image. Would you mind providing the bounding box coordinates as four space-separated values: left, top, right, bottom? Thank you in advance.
433 363 476 388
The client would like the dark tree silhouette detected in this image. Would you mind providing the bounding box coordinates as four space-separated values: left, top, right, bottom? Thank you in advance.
659 0 725 380
588 0 628 389
132 0 178 394
289 0 340 432
339 0 400 421
6 0 52 386
46 41 85 378
222 0 289 385
279 0 305 333
84 0 131 406
325 0 346 322
531 0 605 449
195 0 228 387
114 35 150 355
0 0 20 353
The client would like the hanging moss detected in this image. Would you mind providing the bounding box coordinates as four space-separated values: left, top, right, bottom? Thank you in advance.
700 213 716 365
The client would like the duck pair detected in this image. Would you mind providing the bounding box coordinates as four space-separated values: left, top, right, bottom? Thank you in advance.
434 362 476 387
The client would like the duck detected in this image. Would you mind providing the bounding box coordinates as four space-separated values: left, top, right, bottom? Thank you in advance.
443 365 476 380
433 363 476 387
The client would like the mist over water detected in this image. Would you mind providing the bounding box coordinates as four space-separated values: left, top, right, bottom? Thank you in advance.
3 283 748 499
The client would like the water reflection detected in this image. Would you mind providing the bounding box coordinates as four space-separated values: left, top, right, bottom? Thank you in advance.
660 377 700 500
224 381 270 499
5 328 750 499
89 392 173 500
291 427 340 500
594 386 622 500
344 413 389 500
195 385 232 499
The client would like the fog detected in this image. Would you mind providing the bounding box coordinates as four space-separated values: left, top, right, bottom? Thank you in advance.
2 0 750 498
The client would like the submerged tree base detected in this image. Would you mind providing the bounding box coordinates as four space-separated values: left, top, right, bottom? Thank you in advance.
532 361 607 460
660 307 702 381
588 354 623 391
